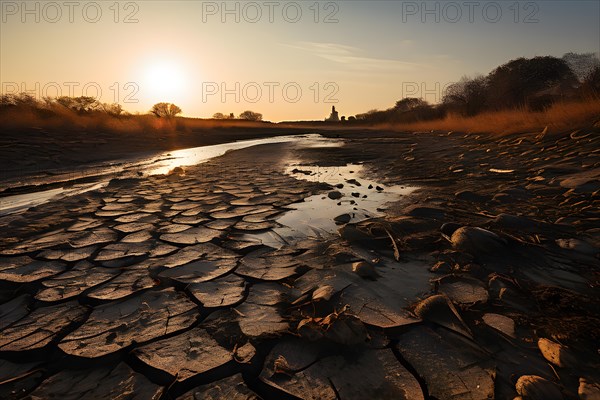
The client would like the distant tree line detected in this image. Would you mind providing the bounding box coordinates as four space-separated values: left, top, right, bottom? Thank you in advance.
0 94 268 123
212 110 263 121
351 53 600 124
0 94 190 121
0 93 126 117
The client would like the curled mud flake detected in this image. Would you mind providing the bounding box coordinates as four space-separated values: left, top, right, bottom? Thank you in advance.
396 325 494 400
177 373 261 400
0 294 31 331
188 274 246 308
133 328 232 382
0 301 88 351
86 264 156 301
482 313 516 338
234 283 290 338
160 226 223 245
28 362 163 399
235 248 300 281
36 264 118 302
60 288 197 358
414 294 472 338
0 260 66 283
436 276 489 305
158 258 238 284
515 375 563 400
261 338 422 400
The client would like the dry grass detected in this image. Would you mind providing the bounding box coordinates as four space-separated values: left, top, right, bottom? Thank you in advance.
0 107 281 136
377 98 600 135
2 98 598 137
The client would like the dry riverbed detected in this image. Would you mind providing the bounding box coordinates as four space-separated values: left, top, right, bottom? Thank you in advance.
0 127 599 399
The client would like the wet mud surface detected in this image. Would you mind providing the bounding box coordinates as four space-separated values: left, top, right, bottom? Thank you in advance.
1 128 599 399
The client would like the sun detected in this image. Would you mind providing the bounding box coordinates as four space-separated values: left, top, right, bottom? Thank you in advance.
141 60 187 103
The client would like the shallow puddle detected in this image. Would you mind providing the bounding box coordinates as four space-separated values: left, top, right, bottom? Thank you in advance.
252 163 416 246
147 134 340 175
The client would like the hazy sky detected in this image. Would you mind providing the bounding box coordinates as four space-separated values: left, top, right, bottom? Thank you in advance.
1 0 598 121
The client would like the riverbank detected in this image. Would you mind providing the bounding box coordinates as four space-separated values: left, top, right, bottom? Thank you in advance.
0 127 599 399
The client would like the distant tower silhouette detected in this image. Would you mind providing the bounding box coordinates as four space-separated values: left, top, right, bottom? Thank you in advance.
325 105 340 122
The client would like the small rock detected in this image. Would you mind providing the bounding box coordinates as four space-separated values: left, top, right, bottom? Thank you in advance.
351 192 360 198
352 261 379 280
335 183 344 189
376 186 383 191
515 375 563 400
537 338 577 368
328 191 343 200
346 179 361 186
449 226 506 256
168 166 185 176
233 342 256 364
334 214 352 224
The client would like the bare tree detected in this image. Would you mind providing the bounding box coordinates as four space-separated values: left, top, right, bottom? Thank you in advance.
238 110 262 121
150 102 182 118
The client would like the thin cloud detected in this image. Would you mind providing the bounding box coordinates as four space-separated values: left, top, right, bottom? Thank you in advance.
287 41 423 72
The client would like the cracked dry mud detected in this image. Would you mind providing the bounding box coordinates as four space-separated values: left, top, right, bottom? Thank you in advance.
1 129 600 399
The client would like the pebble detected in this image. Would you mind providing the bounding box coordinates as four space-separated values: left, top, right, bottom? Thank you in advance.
334 213 352 224
352 261 379 280
449 226 506 256
328 191 343 200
